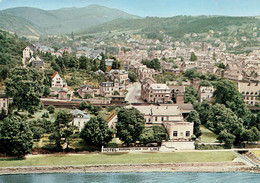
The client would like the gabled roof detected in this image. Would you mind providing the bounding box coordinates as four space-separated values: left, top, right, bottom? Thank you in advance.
51 72 59 79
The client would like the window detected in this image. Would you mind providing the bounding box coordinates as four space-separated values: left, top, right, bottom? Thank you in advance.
161 117 164 121
3 103 5 107
173 131 178 136
155 117 158 121
186 131 190 137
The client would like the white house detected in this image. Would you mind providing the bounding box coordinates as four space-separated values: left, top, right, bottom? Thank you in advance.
51 72 67 88
70 109 91 131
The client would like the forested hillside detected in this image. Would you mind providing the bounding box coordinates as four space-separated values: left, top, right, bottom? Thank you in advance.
0 30 27 81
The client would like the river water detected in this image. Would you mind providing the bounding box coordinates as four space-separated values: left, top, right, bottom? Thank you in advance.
0 172 259 183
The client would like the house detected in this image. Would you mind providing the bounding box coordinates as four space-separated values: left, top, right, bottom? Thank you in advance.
58 88 68 100
133 105 194 140
141 78 171 103
198 86 214 102
77 84 99 98
31 57 44 70
105 59 114 71
51 72 67 88
169 86 185 104
237 81 260 105
100 80 120 97
70 109 91 131
0 93 8 114
109 70 129 85
23 45 34 58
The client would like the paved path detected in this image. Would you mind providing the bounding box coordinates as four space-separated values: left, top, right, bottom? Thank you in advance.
125 82 143 104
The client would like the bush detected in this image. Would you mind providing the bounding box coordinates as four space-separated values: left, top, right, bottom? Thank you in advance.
41 112 49 118
47 105 55 114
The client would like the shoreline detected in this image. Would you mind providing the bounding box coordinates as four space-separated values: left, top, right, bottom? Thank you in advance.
0 162 259 175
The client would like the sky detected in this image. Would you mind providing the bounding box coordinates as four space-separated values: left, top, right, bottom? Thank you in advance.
0 0 259 17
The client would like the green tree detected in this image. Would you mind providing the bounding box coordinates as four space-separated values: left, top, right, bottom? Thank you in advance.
184 86 198 104
187 111 202 138
128 71 137 82
0 116 33 157
217 130 235 149
49 111 76 151
213 52 216 61
190 52 197 61
112 60 121 69
116 108 145 146
213 79 248 118
113 90 120 95
80 116 114 147
5 67 44 113
47 105 55 114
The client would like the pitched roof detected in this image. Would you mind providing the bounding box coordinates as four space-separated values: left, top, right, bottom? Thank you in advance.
51 72 59 79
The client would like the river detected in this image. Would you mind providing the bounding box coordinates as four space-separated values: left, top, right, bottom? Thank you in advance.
0 172 259 183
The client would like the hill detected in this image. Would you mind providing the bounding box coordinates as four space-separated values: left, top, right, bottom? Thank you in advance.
79 15 260 40
0 11 43 36
0 29 28 81
0 5 139 36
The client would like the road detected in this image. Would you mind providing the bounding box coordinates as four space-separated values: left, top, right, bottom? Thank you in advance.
125 82 143 104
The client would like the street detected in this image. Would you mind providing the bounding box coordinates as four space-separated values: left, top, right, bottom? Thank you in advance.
125 82 143 104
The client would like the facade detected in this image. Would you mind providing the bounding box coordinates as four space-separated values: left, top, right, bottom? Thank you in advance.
134 105 194 140
78 84 95 98
237 81 260 105
198 86 214 102
141 79 171 103
169 86 185 104
23 45 34 58
70 109 90 131
109 70 129 85
51 72 67 88
99 81 120 97
111 95 126 104
0 93 8 114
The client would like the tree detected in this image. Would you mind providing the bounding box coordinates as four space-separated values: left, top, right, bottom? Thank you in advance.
0 116 33 157
47 105 55 114
5 67 44 113
128 71 137 82
116 108 145 146
84 93 93 99
213 52 216 61
213 79 248 118
139 126 169 144
187 111 202 138
184 86 198 104
49 111 76 151
217 130 235 149
190 52 197 61
112 60 121 69
80 116 114 147
113 91 120 95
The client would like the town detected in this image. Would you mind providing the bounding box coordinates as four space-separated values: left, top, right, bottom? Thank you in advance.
0 2 260 177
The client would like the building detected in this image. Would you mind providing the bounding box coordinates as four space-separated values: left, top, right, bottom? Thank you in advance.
111 95 126 104
70 109 91 131
109 70 129 85
99 80 120 97
134 105 194 140
23 45 34 58
169 86 185 104
0 93 8 114
198 86 214 102
51 72 67 88
31 57 44 70
237 81 260 105
105 59 114 71
141 78 171 103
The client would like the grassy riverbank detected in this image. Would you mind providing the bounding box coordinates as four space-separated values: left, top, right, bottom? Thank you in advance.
0 151 237 167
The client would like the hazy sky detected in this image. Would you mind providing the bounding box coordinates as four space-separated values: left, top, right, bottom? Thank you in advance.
0 0 259 17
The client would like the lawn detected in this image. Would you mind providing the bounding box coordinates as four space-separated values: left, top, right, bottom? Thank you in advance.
0 151 237 167
252 150 260 158
199 125 218 143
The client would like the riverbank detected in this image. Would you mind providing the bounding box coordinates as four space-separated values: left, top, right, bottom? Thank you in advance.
0 162 259 175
